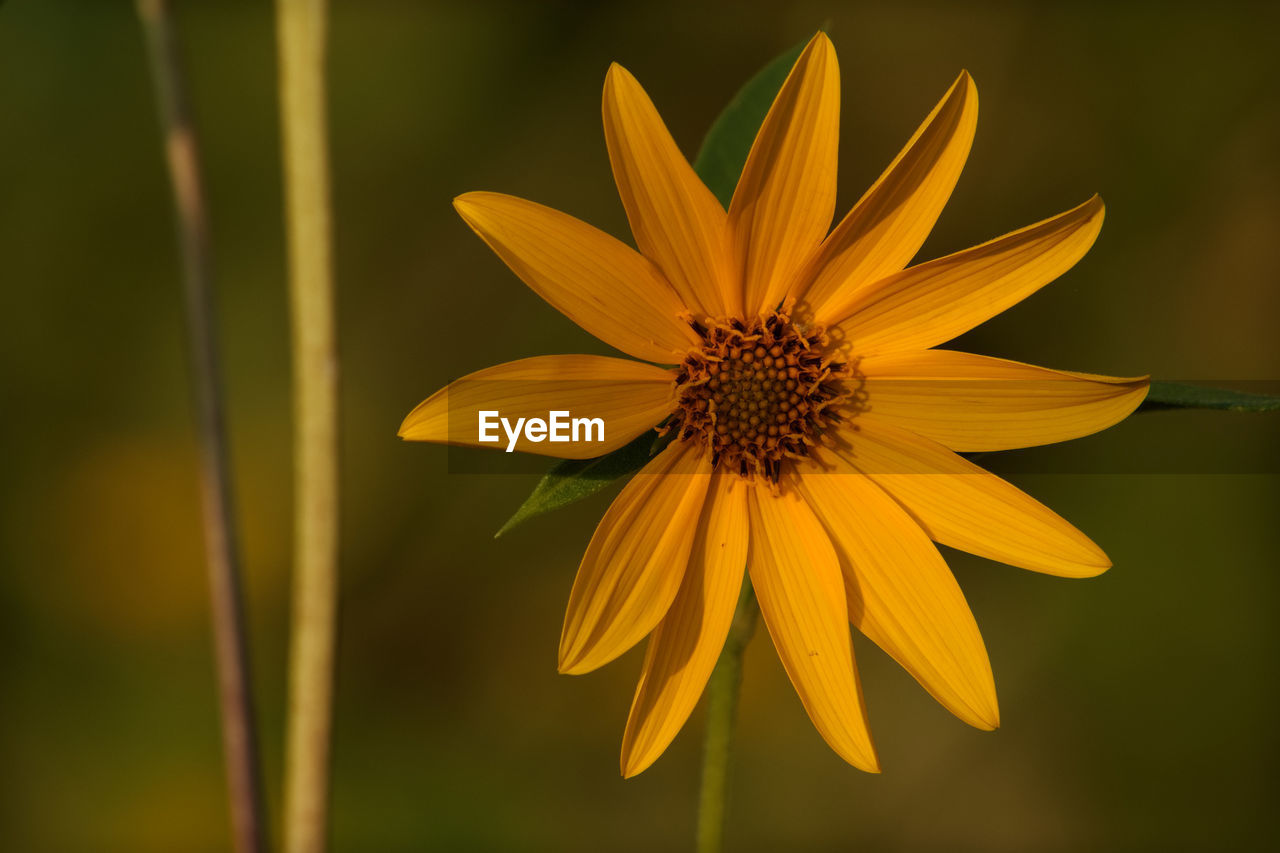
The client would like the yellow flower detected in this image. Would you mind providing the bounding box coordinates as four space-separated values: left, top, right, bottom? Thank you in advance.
400 33 1147 777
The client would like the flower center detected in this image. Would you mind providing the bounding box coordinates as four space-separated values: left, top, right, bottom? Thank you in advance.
671 312 855 480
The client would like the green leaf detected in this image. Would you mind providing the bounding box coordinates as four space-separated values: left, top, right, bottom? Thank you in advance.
1138 381 1280 413
495 431 672 538
497 39 809 536
692 38 807 207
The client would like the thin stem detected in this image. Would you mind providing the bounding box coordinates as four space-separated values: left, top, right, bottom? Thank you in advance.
135 2 266 851
276 1 338 852
697 578 759 853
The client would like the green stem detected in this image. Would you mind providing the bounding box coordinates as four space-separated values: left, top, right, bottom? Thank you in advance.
697 578 759 853
135 3 266 851
276 2 338 851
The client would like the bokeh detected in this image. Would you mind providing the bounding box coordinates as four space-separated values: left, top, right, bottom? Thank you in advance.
1 1 1277 850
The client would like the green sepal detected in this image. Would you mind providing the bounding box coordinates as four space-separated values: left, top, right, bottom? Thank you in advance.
495 429 675 538
692 38 808 207
1138 381 1280 413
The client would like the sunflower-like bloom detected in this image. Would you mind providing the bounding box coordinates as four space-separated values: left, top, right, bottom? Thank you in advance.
400 33 1147 776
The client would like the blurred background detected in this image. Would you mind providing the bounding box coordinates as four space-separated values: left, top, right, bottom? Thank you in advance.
1 1 1277 850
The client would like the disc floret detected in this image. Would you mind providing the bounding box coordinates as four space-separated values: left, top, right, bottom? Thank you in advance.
672 312 853 480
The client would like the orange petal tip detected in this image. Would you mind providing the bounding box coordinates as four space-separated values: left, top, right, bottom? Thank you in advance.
556 647 597 676
620 754 651 779
451 192 479 212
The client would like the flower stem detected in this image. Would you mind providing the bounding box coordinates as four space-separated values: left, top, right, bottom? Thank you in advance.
135 2 266 851
276 1 338 851
697 577 758 853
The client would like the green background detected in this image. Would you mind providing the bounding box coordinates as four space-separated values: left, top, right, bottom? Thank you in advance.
2 1 1277 850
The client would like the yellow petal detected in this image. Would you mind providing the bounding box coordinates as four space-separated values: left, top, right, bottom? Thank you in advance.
794 455 998 729
398 355 675 458
747 480 879 772
826 195 1105 355
454 192 701 363
620 472 749 777
799 71 978 321
833 417 1112 577
729 32 841 318
860 349 1149 451
603 64 732 320
559 439 712 674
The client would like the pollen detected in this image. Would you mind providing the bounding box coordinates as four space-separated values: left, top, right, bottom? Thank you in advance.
671 312 857 480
